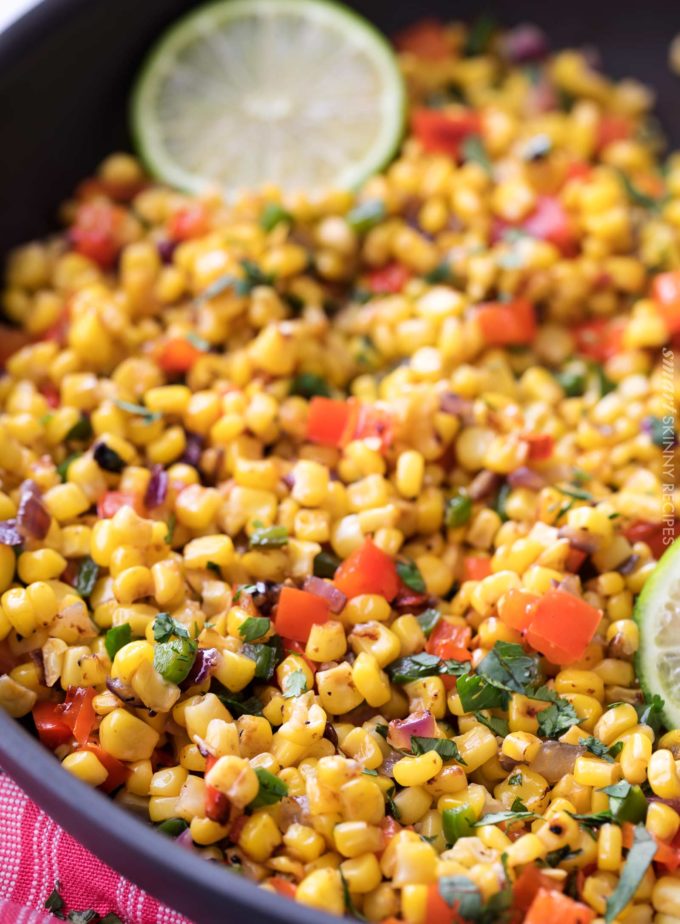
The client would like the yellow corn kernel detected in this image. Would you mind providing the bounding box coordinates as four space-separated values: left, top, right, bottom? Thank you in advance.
649 750 680 799
213 649 257 692
594 703 638 745
62 750 108 787
333 821 383 858
284 823 326 862
206 755 259 809
316 662 364 715
189 816 230 846
340 775 386 823
149 765 188 797
111 640 154 683
504 833 547 866
183 692 232 739
597 823 623 872
183 534 234 569
305 621 347 662
554 669 604 700
126 759 153 796
391 838 438 886
238 811 283 862
17 549 66 583
535 811 580 851
393 752 443 787
573 756 622 788
349 622 400 668
454 726 499 772
401 884 428 924
501 732 541 764
99 708 160 761
647 802 680 842
652 876 680 916
351 653 390 708
296 869 344 916
396 450 425 499
42 483 90 521
620 732 653 784
175 485 220 530
340 853 382 894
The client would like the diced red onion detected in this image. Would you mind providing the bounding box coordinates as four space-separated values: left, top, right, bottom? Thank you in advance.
106 676 145 708
388 710 436 750
157 239 177 265
28 649 45 685
180 648 218 689
440 392 475 423
380 749 403 778
181 432 204 468
530 741 585 783
303 576 347 614
17 480 51 540
393 588 432 613
555 575 581 597
508 467 545 491
558 526 598 554
650 796 680 811
468 470 501 501
616 554 640 576
175 828 197 852
144 464 168 509
501 23 549 62
0 519 22 547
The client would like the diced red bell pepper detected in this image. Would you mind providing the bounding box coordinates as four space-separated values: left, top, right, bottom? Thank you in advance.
526 589 601 665
574 318 625 363
368 263 412 294
81 744 129 793
0 326 32 370
158 337 203 374
524 889 594 924
167 203 210 241
306 397 357 448
280 638 318 675
394 19 450 58
274 586 330 643
653 832 680 871
475 299 537 346
463 556 492 582
380 816 401 847
333 538 400 601
426 621 472 662
498 589 540 633
624 519 680 559
97 491 140 519
652 271 680 334
61 686 97 748
513 865 563 915
565 161 593 183
40 306 71 346
522 196 576 256
565 547 588 574
268 878 297 900
522 433 554 460
596 115 632 152
70 200 125 269
204 753 230 824
39 382 61 408
32 701 73 750
411 108 482 159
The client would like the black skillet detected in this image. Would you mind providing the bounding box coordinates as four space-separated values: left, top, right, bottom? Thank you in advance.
0 1 678 921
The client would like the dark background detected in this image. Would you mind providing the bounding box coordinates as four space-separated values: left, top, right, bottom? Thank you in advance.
0 0 679 252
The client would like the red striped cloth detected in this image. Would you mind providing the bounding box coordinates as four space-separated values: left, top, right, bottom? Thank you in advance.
0 775 192 924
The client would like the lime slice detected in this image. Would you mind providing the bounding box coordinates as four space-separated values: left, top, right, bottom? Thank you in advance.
131 0 406 196
634 536 680 728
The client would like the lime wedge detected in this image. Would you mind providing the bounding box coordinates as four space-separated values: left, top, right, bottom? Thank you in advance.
131 0 406 196
634 536 680 728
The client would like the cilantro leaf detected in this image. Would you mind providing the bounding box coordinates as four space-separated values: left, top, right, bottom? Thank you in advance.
249 768 288 809
476 641 540 694
605 825 657 922
411 736 466 765
396 559 426 594
290 373 331 399
474 808 537 826
113 399 161 423
104 623 132 661
340 869 366 920
260 202 292 232
238 616 271 643
475 711 509 737
153 612 189 642
385 786 401 820
217 691 263 717
242 637 283 681
65 415 93 442
456 674 508 712
417 608 442 638
283 669 308 698
637 693 666 732
387 652 442 683
439 876 483 920
445 492 473 528
535 687 579 738
579 736 620 763
153 636 198 685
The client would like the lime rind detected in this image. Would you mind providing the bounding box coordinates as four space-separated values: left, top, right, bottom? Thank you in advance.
634 536 680 729
130 0 406 196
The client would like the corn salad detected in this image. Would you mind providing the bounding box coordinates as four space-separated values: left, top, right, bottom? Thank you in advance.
1 16 680 924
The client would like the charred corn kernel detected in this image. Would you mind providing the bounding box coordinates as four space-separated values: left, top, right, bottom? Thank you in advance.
340 775 385 823
206 755 259 809
316 662 364 715
554 669 604 700
562 693 603 732
99 708 159 761
393 752 443 787
334 822 382 858
620 732 653 784
349 622 400 668
535 811 580 851
597 823 623 872
573 755 622 788
305 621 347 662
238 811 282 862
296 869 344 916
62 750 108 787
340 728 384 771
649 750 680 799
646 802 680 841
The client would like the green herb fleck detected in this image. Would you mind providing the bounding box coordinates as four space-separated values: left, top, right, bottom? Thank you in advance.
461 134 492 175
250 768 288 808
411 736 466 765
57 452 81 482
396 559 426 594
283 669 308 698
65 415 93 442
75 556 99 598
260 202 292 232
605 825 657 922
445 492 473 529
238 616 271 643
417 608 442 638
104 623 132 661
114 399 161 423
290 373 331 399
443 806 476 845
